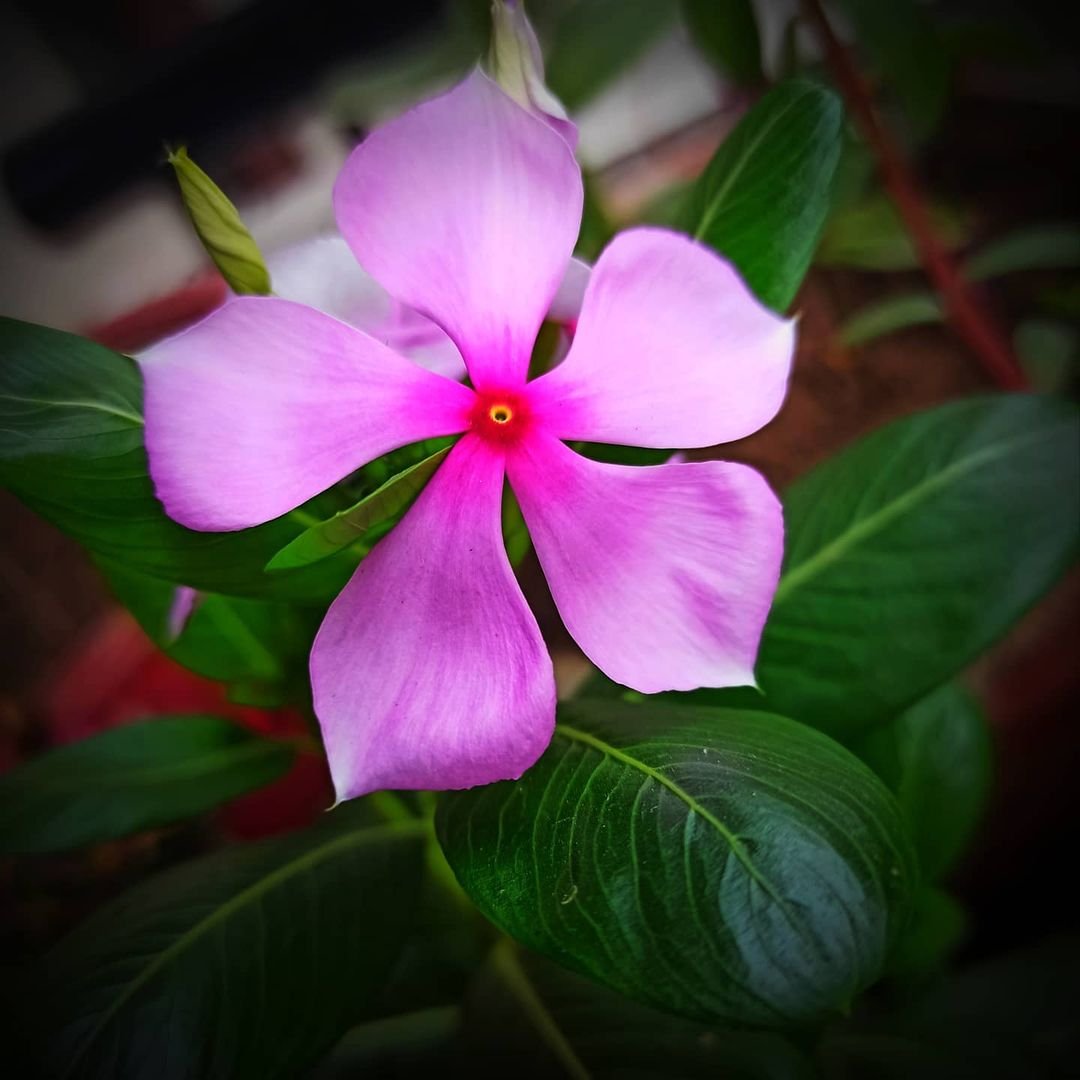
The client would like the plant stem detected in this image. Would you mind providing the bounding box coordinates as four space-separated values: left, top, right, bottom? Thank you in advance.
800 0 1028 390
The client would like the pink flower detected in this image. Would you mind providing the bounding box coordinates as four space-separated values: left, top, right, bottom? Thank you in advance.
140 72 793 800
263 233 589 382
263 234 468 381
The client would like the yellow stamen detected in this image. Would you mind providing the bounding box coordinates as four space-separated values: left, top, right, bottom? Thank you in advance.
489 404 513 424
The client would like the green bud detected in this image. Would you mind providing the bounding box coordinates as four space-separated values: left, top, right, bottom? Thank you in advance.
167 146 272 296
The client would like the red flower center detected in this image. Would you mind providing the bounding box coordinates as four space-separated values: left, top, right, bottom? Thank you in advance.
471 389 532 445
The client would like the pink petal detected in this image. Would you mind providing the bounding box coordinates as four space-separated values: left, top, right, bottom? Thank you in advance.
311 434 556 799
166 585 200 641
140 297 474 531
266 235 392 327
548 256 591 326
506 431 783 693
267 235 467 380
528 227 795 448
333 69 583 391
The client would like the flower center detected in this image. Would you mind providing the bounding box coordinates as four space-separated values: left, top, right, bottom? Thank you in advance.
471 390 531 445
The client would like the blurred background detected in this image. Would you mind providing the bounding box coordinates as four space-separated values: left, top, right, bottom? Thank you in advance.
1 0 1078 1024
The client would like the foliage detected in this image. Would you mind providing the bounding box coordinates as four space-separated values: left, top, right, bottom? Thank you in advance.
0 23 1076 1076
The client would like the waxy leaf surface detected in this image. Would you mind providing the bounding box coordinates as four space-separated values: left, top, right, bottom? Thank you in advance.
36 804 425 1079
689 80 843 311
0 318 351 599
756 395 1078 737
438 700 916 1029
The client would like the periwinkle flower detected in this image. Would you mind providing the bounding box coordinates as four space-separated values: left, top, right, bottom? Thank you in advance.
140 72 793 800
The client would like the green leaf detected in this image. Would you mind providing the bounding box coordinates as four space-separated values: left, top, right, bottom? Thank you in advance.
838 292 944 347
965 223 1080 281
34 804 426 1079
168 146 271 295
689 80 843 311
834 0 951 137
1014 318 1079 394
0 716 293 853
463 941 814 1079
99 561 321 705
545 0 678 110
266 447 451 571
502 484 532 567
818 194 969 271
0 317 351 600
437 700 917 1029
312 1007 462 1078
854 684 992 881
756 395 1079 738
885 886 967 982
682 0 763 85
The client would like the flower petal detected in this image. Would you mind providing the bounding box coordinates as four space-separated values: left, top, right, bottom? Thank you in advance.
266 234 391 327
141 297 474 531
333 69 583 390
548 256 590 326
311 435 555 799
528 227 795 448
507 431 783 693
266 235 467 380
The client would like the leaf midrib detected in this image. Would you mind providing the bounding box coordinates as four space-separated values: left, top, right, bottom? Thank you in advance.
61 818 426 1077
773 426 1052 605
0 391 143 427
693 83 817 243
554 724 790 911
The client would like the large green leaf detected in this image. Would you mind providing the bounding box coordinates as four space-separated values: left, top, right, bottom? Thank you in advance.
0 716 293 853
688 80 843 311
437 700 916 1029
755 395 1078 737
33 805 426 1079
168 147 271 295
854 684 992 881
463 941 813 1079
0 317 351 600
681 0 763 85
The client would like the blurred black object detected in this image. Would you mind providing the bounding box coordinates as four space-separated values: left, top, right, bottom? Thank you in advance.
1 0 443 230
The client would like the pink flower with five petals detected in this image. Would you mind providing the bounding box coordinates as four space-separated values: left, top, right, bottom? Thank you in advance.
140 71 794 801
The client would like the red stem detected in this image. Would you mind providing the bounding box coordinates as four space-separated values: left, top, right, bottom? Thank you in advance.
801 0 1028 390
